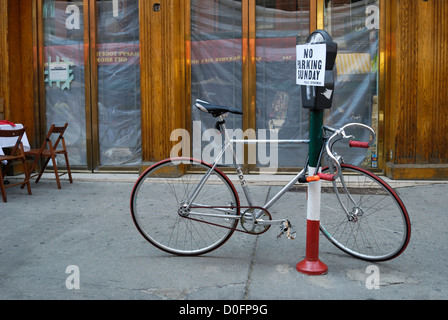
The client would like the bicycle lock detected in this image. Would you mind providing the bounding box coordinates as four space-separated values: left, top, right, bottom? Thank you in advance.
295 30 337 275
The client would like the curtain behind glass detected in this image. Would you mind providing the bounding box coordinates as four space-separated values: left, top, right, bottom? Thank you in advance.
190 0 243 165
43 0 87 167
324 0 379 167
255 0 311 168
97 0 141 167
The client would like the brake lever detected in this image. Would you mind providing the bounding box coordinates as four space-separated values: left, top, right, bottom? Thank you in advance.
338 129 354 140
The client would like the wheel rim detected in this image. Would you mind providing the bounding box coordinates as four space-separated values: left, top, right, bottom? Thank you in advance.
131 158 240 255
320 164 410 261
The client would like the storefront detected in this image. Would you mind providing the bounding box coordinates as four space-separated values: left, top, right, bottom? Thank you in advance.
1 0 447 178
37 0 141 170
190 0 379 171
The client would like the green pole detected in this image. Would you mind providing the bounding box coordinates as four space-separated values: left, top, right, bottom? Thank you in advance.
308 110 323 167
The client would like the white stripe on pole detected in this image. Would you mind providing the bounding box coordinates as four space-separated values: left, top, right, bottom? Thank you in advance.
307 167 321 221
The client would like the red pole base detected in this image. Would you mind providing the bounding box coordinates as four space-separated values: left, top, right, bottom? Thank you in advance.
296 219 328 275
296 258 328 275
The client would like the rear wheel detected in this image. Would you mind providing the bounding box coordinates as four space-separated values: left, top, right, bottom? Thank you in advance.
320 164 411 261
130 158 240 256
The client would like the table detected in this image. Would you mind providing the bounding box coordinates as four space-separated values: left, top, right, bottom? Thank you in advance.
0 124 31 157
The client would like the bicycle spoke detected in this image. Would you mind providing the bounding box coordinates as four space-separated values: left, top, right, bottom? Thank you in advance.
320 164 410 261
130 158 239 256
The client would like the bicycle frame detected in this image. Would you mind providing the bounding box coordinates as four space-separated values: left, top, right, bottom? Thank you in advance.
131 101 410 260
185 115 312 224
185 115 376 226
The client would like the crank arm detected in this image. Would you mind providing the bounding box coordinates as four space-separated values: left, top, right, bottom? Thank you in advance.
254 219 290 226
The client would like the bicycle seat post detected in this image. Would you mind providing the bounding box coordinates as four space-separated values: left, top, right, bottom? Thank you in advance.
217 115 256 208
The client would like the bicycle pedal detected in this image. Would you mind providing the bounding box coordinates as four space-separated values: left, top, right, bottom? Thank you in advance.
287 226 296 240
277 221 296 240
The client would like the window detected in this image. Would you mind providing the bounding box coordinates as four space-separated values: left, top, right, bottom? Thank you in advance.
324 0 379 168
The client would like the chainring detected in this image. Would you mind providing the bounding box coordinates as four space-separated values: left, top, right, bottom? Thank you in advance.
240 207 272 235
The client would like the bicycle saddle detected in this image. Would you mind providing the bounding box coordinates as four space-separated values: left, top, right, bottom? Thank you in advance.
195 99 243 117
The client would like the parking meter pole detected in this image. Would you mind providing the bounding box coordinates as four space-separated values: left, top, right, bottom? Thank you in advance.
308 110 323 168
296 29 336 275
296 109 328 275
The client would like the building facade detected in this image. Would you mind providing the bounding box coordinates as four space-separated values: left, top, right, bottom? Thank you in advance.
0 0 447 179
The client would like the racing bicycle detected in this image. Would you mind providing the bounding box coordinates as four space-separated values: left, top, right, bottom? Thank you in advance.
130 99 411 262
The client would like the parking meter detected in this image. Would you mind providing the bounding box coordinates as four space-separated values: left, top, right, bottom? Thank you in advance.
297 30 338 110
296 30 337 276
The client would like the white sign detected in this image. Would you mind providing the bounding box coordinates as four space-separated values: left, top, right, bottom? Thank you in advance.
296 43 326 87
49 62 69 82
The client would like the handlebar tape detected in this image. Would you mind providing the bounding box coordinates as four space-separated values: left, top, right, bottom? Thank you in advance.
349 140 370 148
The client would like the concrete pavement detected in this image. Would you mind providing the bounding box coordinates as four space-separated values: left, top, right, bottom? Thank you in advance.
1 172 447 303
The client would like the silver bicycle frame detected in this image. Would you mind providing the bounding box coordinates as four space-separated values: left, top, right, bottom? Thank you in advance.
186 115 309 220
185 115 377 228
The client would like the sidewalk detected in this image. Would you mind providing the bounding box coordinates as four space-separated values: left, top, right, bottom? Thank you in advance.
1 172 447 301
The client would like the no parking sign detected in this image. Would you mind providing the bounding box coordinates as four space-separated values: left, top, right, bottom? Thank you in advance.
296 43 327 87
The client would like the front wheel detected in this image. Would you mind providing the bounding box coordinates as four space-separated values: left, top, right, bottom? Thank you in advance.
130 158 240 256
320 164 411 261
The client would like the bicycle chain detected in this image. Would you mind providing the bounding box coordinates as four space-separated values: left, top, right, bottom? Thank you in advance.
187 205 272 235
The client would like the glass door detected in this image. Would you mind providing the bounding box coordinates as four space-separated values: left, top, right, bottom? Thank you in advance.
190 0 243 166
40 0 88 168
95 0 141 168
38 0 141 171
323 0 379 168
255 0 311 170
190 0 312 171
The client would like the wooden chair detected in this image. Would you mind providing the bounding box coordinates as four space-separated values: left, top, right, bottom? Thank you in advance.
25 123 73 189
0 126 32 202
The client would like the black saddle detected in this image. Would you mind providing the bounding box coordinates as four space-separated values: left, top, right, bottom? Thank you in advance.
195 99 243 117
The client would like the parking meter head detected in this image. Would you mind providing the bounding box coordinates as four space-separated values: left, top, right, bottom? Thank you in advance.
306 30 337 70
299 29 338 110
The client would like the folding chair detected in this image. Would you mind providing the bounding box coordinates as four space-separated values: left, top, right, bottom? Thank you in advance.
25 123 73 189
0 126 32 202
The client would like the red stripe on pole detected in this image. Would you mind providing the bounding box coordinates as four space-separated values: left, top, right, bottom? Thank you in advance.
296 219 328 275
